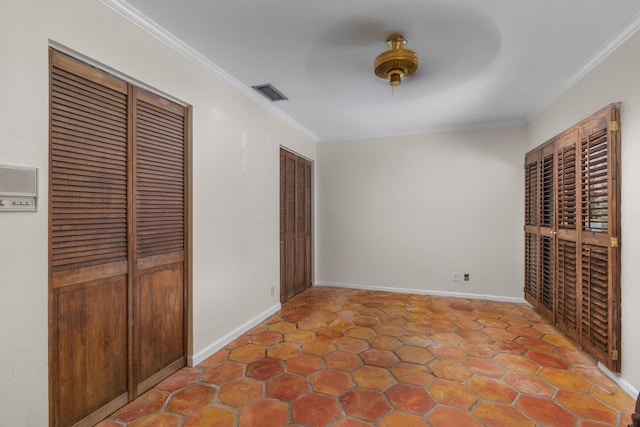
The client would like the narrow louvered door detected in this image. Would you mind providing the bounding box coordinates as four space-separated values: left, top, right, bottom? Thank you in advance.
578 106 621 371
556 130 579 340
133 88 187 393
49 51 130 427
280 149 312 302
49 51 188 426
524 152 539 306
538 144 556 319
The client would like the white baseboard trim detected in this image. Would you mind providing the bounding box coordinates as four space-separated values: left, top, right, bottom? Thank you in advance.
188 303 281 367
314 281 527 304
598 362 639 399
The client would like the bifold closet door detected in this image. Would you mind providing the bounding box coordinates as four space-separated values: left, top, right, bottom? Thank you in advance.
49 51 130 427
280 149 312 302
133 88 187 393
49 50 188 426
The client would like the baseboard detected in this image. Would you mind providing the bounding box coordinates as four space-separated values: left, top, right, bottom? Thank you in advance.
314 281 527 304
188 302 281 366
598 362 640 399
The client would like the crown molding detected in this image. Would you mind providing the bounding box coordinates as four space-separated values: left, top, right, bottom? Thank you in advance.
99 0 317 142
527 11 640 122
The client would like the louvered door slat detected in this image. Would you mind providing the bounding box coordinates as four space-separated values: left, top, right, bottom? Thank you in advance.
135 100 185 259
51 67 128 272
541 236 554 314
541 154 554 227
525 162 538 226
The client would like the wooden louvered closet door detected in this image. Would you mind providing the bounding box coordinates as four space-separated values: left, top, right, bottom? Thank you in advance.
133 88 187 393
280 148 312 302
524 104 621 372
49 50 188 427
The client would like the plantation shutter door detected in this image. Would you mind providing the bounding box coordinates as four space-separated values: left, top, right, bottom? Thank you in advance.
50 51 130 427
556 130 579 340
538 143 556 319
524 103 621 372
578 106 621 371
524 151 539 307
280 148 312 302
133 87 187 392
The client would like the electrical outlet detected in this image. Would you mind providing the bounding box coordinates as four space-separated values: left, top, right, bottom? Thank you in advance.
451 272 460 282
270 285 275 296
464 273 470 281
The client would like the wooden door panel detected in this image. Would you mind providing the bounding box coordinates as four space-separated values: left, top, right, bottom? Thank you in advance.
134 88 187 390
54 274 128 427
137 258 185 390
280 149 312 302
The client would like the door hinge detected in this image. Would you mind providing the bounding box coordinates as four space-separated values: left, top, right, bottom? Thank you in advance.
609 121 619 131
610 237 619 248
611 350 619 361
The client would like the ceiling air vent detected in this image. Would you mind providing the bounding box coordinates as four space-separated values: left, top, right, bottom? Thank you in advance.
252 84 288 101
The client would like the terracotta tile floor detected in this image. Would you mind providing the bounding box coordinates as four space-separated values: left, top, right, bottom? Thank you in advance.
97 286 636 427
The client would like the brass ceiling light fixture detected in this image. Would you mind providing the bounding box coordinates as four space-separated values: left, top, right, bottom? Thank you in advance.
374 34 419 86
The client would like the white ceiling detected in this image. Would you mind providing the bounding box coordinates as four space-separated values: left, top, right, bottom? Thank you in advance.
113 0 640 142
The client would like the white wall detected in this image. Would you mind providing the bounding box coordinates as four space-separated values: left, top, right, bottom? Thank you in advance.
0 1 315 425
316 126 526 299
527 30 640 394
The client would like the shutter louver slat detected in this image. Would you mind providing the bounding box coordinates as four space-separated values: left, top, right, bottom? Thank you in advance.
524 162 538 226
541 236 554 311
280 152 286 236
581 129 609 232
558 144 577 229
557 239 578 335
296 160 305 234
51 67 128 272
581 243 610 356
541 155 554 227
524 233 538 300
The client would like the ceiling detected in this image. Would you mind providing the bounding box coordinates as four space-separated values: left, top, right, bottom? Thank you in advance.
113 0 640 142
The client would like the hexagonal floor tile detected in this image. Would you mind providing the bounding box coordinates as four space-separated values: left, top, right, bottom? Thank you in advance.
467 376 518 403
246 357 285 381
555 390 618 424
285 353 323 375
378 412 429 427
472 401 534 426
218 379 263 407
238 398 290 427
428 360 472 382
336 337 370 353
341 389 391 421
128 413 181 427
165 384 216 415
183 406 235 427
230 344 266 363
352 366 396 391
427 407 483 427
266 373 308 401
385 384 435 414
390 362 433 386
292 393 341 427
427 380 478 409
202 361 244 385
395 346 433 364
515 395 578 427
310 369 353 395
267 342 301 360
362 348 399 368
